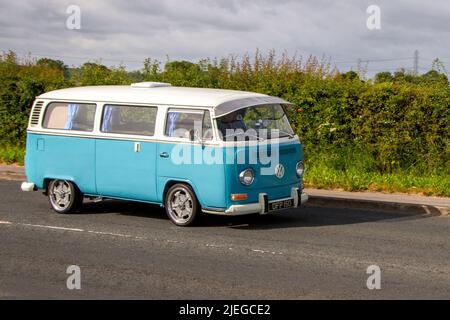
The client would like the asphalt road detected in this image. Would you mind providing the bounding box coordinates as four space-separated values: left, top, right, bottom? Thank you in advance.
0 180 449 299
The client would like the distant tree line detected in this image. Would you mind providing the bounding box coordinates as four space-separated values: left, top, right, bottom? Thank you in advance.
0 50 448 178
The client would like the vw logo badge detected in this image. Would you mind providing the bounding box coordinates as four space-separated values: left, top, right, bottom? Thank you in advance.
275 164 285 179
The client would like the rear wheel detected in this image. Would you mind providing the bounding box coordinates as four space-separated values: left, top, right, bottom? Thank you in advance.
165 183 199 226
48 180 83 214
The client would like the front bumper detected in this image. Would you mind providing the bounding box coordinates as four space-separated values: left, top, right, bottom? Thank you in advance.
203 187 308 216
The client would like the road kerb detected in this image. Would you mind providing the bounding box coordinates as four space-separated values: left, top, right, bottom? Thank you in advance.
307 195 449 216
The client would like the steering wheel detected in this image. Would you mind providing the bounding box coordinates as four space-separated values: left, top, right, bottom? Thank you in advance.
203 128 214 140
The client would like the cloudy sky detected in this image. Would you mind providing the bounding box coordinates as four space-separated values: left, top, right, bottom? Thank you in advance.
1 0 449 75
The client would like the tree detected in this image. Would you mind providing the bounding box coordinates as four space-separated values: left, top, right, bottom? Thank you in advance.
342 71 360 81
164 60 199 73
142 58 161 81
393 69 414 83
75 62 111 85
374 71 393 83
162 60 204 86
420 70 448 85
37 58 66 71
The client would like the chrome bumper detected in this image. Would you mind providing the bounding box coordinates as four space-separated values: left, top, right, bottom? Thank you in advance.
203 188 308 216
21 182 36 192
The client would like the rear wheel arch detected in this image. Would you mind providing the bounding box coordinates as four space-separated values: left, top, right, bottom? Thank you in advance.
43 178 51 195
46 179 84 214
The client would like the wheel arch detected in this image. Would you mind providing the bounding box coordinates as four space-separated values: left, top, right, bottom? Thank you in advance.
43 176 80 195
162 179 203 208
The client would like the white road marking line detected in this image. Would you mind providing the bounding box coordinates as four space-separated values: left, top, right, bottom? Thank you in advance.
1 220 84 231
21 223 84 232
1 219 164 241
87 230 133 237
86 230 148 240
205 243 221 248
251 249 283 255
0 219 286 257
166 239 184 244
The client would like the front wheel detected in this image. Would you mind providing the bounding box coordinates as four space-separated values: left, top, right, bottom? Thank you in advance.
165 184 199 226
48 180 83 214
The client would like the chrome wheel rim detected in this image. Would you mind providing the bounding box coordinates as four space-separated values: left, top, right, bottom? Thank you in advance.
49 180 72 211
167 187 194 224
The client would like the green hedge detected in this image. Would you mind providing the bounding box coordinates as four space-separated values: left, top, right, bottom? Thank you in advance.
1 51 449 195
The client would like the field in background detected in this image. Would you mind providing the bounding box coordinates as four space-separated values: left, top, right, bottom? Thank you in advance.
1 50 449 196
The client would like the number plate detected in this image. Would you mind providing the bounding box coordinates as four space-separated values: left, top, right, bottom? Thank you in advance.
269 199 293 211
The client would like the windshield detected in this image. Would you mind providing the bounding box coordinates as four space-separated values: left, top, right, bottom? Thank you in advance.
216 104 294 141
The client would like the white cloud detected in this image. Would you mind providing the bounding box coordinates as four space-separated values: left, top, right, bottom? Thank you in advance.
0 0 449 75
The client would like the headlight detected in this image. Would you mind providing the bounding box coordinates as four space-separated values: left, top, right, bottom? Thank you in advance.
239 168 254 186
296 162 304 177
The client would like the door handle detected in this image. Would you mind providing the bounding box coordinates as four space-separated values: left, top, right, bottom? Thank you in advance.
134 142 141 153
159 152 169 158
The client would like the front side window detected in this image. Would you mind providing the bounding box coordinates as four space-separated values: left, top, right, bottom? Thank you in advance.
165 109 213 140
43 102 96 131
101 104 157 136
216 104 294 140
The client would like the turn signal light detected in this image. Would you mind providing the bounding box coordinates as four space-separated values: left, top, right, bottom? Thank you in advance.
231 193 248 201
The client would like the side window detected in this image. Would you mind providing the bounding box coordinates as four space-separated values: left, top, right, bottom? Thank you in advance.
165 109 213 140
101 104 157 136
202 111 213 141
43 102 96 131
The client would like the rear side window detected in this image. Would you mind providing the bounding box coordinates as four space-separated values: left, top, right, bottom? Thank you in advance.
165 109 213 140
101 104 157 136
43 102 96 131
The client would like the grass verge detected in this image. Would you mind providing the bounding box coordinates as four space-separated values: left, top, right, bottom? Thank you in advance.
304 150 449 197
0 144 25 165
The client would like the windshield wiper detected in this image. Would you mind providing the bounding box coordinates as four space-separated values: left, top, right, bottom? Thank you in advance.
223 132 265 141
278 130 295 139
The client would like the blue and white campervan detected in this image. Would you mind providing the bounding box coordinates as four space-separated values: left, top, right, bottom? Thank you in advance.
21 82 308 226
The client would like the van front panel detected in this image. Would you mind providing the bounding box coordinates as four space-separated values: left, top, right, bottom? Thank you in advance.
224 139 303 208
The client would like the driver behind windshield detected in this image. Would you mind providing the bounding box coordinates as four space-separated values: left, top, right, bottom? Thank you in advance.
217 109 247 138
217 104 294 141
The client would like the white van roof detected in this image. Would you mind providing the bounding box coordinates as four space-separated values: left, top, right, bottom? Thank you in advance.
38 83 292 117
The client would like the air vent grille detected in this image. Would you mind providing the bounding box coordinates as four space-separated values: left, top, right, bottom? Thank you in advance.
30 101 44 126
